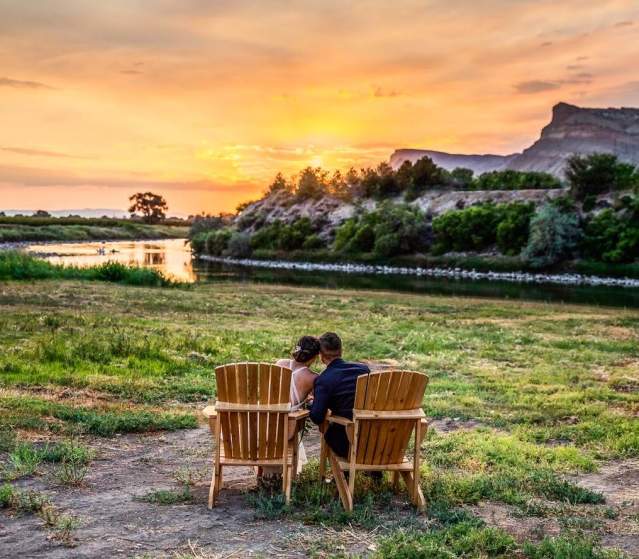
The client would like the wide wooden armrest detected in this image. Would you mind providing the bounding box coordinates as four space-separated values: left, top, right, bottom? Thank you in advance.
326 414 353 427
353 408 425 420
288 409 310 421
202 405 217 418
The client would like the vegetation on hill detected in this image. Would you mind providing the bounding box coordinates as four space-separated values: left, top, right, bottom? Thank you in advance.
191 153 639 272
259 157 561 204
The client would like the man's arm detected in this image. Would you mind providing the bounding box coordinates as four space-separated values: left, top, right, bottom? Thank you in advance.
309 375 330 425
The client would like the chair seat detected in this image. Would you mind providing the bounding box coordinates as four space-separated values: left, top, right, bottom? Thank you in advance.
218 443 296 466
335 457 413 471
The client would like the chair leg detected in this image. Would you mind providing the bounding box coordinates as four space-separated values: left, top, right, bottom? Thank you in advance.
285 464 293 504
319 437 327 480
208 463 216 509
392 471 401 493
328 450 352 512
400 471 425 510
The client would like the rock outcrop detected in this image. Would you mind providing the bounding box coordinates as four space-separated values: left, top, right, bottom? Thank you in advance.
391 102 639 177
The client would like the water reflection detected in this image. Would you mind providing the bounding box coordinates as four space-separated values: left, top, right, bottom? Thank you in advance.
26 239 196 282
25 239 639 307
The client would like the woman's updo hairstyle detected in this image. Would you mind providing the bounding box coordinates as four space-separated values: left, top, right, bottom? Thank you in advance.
292 335 320 363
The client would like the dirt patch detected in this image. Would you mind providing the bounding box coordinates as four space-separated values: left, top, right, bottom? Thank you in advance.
0 426 377 558
468 460 639 558
428 417 487 433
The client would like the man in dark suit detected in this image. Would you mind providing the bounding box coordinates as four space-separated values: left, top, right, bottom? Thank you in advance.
309 332 370 458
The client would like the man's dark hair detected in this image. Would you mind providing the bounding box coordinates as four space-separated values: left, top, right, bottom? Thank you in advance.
319 332 342 358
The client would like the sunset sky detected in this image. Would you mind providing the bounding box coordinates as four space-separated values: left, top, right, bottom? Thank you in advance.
1 0 638 215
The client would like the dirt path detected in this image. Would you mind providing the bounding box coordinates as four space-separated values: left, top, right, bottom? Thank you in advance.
0 427 362 558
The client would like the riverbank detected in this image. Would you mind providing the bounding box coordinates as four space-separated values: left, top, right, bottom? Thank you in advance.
199 255 639 289
0 223 189 244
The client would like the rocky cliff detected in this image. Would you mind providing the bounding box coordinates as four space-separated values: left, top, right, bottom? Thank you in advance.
391 102 639 177
237 188 562 239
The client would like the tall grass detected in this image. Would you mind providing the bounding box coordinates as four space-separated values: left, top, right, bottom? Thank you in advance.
0 250 178 287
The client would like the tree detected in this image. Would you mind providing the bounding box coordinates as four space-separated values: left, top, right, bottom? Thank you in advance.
295 167 327 201
522 204 581 267
266 172 292 195
451 168 474 190
566 153 639 200
33 210 51 218
128 192 168 223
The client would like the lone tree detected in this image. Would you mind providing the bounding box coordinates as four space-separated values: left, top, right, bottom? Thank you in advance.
128 192 168 223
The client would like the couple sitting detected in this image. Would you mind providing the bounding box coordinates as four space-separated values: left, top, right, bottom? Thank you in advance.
276 331 369 464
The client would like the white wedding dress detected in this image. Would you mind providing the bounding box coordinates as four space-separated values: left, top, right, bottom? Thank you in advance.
262 359 309 476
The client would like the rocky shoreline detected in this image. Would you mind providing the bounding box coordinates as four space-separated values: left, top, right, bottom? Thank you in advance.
198 255 639 289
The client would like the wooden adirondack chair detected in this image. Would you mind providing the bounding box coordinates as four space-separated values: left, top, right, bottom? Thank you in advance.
319 370 429 512
202 362 309 508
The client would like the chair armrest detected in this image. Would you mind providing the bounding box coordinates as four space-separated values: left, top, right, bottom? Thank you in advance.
327 415 354 427
288 409 310 421
202 405 217 418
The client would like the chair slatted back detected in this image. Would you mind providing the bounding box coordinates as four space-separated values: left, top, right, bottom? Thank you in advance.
215 363 291 460
353 370 428 465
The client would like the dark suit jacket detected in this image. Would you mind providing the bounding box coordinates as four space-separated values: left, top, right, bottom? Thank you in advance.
309 358 371 457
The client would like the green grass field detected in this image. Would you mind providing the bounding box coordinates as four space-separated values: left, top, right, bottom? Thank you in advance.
0 222 188 243
1 279 637 557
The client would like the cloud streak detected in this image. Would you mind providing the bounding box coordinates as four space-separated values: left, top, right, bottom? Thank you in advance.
0 77 52 89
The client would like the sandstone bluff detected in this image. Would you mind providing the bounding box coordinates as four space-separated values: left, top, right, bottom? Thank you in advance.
390 102 639 176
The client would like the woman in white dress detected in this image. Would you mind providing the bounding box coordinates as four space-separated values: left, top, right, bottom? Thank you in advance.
262 336 319 477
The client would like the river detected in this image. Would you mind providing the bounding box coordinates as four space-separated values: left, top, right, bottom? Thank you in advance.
24 238 639 308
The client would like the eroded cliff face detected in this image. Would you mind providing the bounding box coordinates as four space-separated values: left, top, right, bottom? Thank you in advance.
390 102 639 177
508 102 639 175
236 188 563 239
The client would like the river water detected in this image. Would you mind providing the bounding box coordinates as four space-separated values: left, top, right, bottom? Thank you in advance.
25 238 639 308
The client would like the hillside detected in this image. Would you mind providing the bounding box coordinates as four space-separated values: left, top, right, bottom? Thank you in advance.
391 102 639 176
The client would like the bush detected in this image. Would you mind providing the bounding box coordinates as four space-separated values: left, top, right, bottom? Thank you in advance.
188 214 228 240
333 203 429 257
224 232 252 258
405 156 449 200
582 199 639 263
474 170 561 191
250 218 325 252
522 204 581 267
496 203 535 255
566 153 639 200
432 204 503 253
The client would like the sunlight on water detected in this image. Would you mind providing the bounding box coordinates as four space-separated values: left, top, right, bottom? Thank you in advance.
26 239 196 282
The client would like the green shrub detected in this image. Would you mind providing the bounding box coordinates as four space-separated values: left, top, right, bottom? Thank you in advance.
475 170 561 191
432 204 502 253
251 218 325 252
522 204 581 267
333 203 429 256
225 232 252 258
496 202 535 255
205 229 233 256
582 199 639 263
566 153 639 200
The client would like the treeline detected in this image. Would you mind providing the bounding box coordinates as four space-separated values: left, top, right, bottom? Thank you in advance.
249 157 561 205
191 153 639 268
0 215 189 227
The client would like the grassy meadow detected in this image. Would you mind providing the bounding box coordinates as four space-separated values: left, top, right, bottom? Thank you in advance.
0 219 188 243
0 277 638 557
